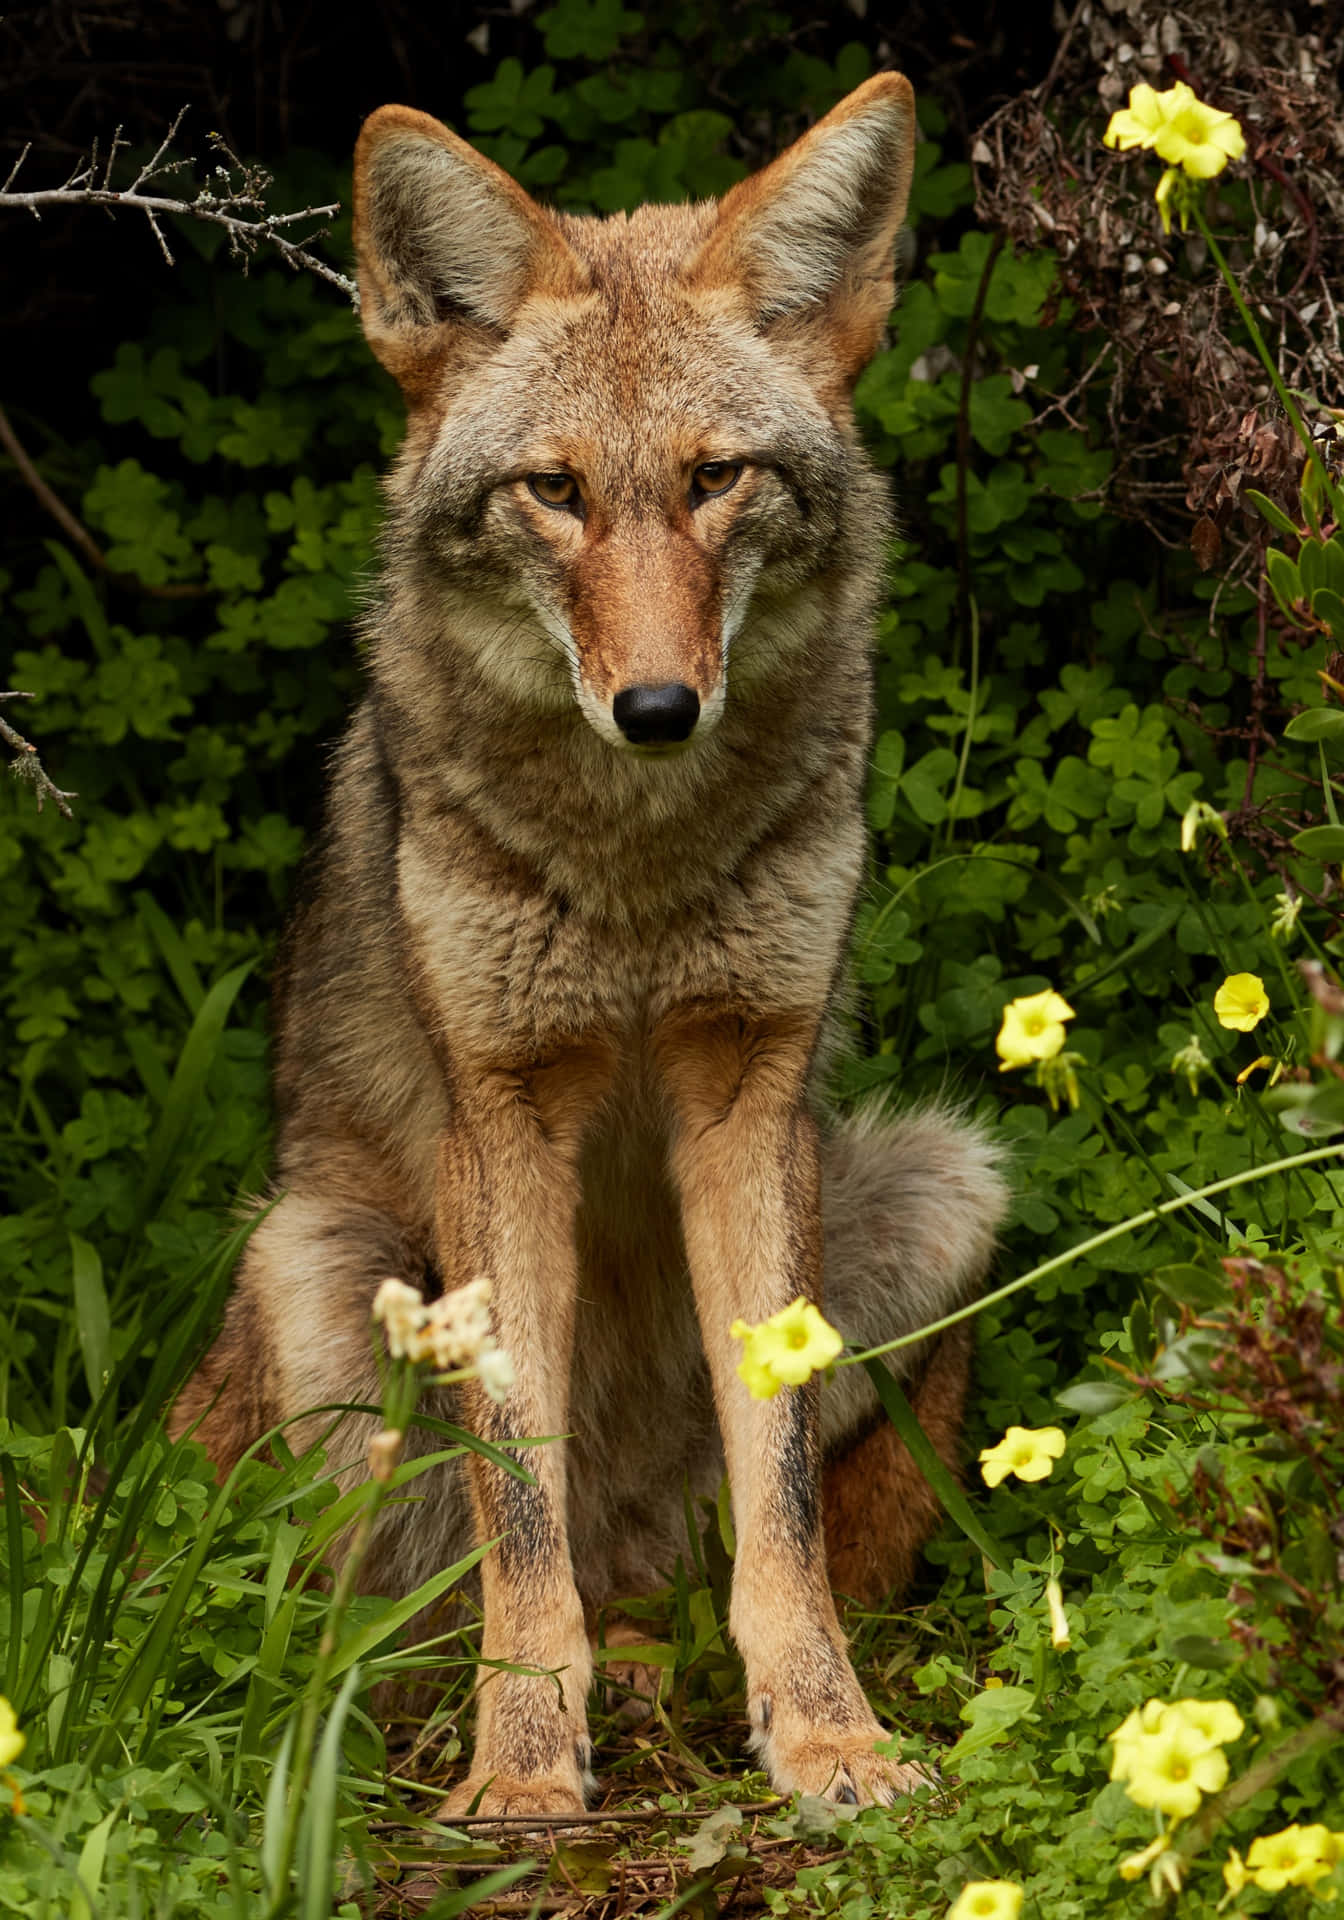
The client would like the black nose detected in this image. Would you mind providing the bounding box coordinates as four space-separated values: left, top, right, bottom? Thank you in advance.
612 683 701 745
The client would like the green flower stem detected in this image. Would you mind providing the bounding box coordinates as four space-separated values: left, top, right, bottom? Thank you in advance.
1193 207 1340 514
1220 838 1304 1019
1077 1085 1212 1251
939 595 981 852
842 1143 1344 1367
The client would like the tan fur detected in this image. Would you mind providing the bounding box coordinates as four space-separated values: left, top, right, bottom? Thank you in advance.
172 76 1009 1817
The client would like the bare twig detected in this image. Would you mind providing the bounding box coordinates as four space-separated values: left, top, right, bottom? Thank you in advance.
0 402 209 600
0 693 76 818
0 109 358 307
385 1797 791 1831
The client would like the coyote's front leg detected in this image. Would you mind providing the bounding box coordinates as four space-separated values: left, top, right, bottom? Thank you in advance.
436 1045 614 1821
657 1010 922 1807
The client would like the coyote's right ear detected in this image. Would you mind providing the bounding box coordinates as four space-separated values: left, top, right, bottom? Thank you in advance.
353 107 585 398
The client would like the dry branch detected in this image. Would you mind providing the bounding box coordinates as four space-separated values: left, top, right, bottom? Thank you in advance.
0 107 357 306
1 693 76 818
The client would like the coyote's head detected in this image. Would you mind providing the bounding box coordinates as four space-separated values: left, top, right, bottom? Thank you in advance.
353 78 914 751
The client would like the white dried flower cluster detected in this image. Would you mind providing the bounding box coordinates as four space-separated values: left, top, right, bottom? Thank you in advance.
371 1276 515 1402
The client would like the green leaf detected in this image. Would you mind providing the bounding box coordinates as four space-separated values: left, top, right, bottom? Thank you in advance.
133 954 257 1226
326 1538 496 1677
302 1664 365 1920
1055 1380 1134 1415
1265 548 1302 619
69 1233 112 1406
69 1807 119 1920
1284 708 1344 744
1148 1263 1233 1312
419 1864 536 1919
945 1684 1037 1764
1168 1634 1240 1670
1311 586 1344 639
1244 488 1299 539
1293 826 1344 861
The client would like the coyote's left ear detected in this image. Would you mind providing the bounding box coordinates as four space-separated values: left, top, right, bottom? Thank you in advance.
690 74 915 380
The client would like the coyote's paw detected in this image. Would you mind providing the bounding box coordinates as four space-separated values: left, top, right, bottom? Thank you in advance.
436 1771 587 1825
751 1696 929 1808
597 1621 664 1727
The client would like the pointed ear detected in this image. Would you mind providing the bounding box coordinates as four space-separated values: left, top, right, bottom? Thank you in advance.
352 106 585 396
689 74 916 375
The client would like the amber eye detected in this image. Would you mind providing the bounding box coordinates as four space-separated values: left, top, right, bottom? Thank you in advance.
528 472 579 510
691 460 742 503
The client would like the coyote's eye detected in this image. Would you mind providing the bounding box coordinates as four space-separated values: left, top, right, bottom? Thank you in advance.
691 461 742 504
528 472 580 511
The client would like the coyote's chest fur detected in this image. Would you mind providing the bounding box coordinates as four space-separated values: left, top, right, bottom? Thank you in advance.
176 74 1009 1821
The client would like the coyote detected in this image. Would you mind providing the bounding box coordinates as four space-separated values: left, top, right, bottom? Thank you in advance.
174 73 1007 1816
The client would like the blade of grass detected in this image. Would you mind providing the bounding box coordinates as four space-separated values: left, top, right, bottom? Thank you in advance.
1 1452 24 1696
863 1358 1006 1569
129 955 257 1240
68 1233 111 1412
301 1664 364 1920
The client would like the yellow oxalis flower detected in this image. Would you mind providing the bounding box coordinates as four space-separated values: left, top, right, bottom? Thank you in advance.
1214 972 1270 1032
1110 1697 1242 1820
1045 1577 1070 1651
996 989 1075 1071
0 1698 24 1770
978 1424 1066 1488
1247 1824 1343 1892
1120 1835 1170 1882
1167 1697 1244 1748
1103 81 1173 151
1223 1848 1249 1894
948 1882 1023 1920
730 1297 843 1400
1104 81 1246 177
1120 1721 1229 1820
1110 1699 1168 1781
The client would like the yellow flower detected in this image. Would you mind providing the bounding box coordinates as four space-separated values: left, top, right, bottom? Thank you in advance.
1045 1577 1070 1651
1223 1847 1249 1894
1110 1698 1243 1819
0 1698 24 1770
1120 1835 1170 1881
1180 799 1228 852
947 1883 1023 1920
730 1297 843 1400
1036 1050 1083 1113
1103 82 1173 151
1109 1699 1169 1781
1247 1824 1343 1892
1214 972 1270 1032
1104 81 1245 177
1153 89 1246 177
1154 166 1185 235
996 989 1075 1070
1121 1721 1228 1820
978 1425 1066 1488
1165 1698 1244 1748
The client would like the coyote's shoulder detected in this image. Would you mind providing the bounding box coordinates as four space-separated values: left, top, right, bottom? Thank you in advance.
176 75 1009 1821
